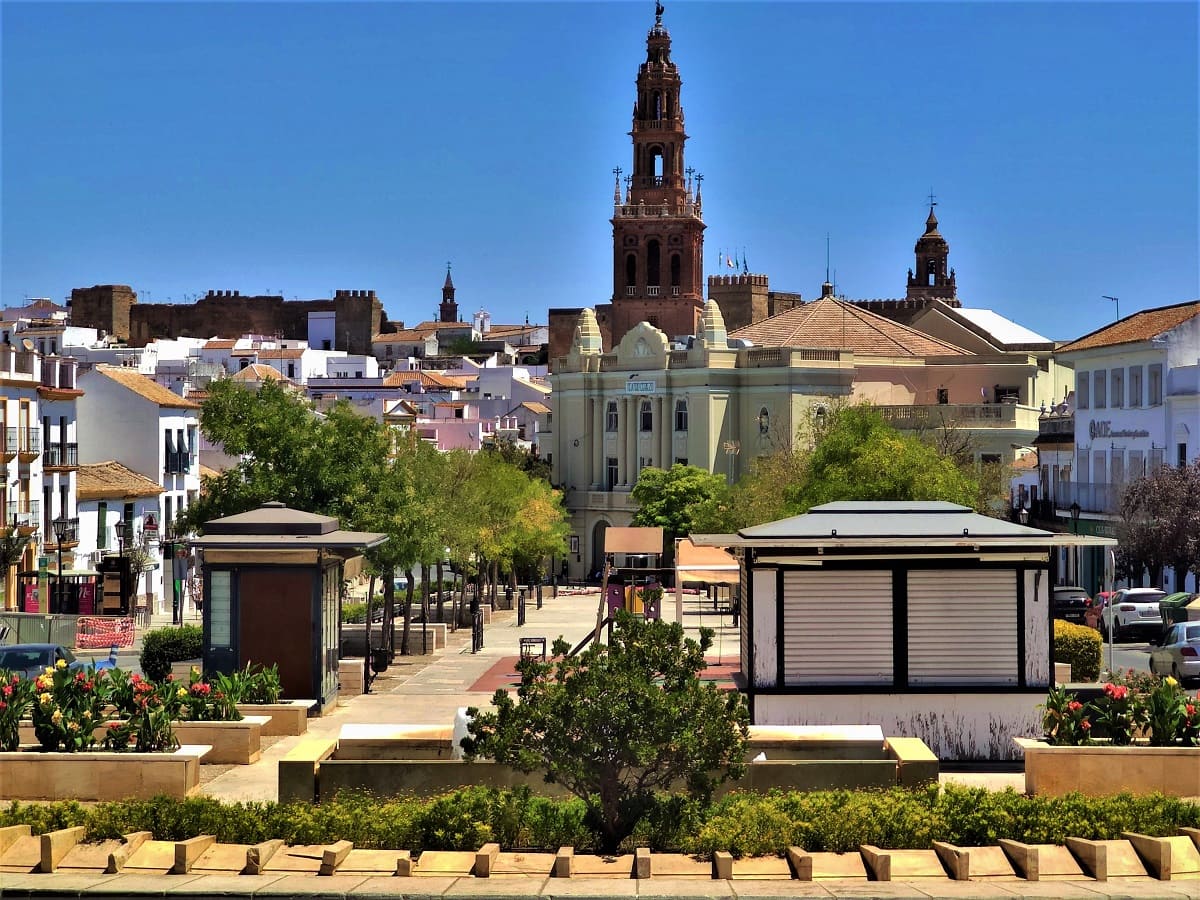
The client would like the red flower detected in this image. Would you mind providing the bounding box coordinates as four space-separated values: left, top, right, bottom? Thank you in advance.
1068 701 1083 712
190 682 211 696
1081 720 1092 731
130 673 141 683
2 685 11 698
75 671 86 683
1104 683 1129 701
165 673 175 682
1187 704 1196 717
0 700 7 711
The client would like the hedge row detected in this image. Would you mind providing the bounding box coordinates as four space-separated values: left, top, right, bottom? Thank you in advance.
1054 619 1102 682
139 625 204 681
3 786 1198 856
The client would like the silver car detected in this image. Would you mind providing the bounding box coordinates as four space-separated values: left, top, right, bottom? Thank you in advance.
1149 621 1200 686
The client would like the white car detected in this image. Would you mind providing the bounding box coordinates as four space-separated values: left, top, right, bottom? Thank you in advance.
1149 621 1200 686
1100 588 1165 643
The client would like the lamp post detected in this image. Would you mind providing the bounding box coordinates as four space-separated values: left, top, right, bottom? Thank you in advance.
1069 501 1082 590
1018 506 1029 526
161 522 180 625
52 515 69 614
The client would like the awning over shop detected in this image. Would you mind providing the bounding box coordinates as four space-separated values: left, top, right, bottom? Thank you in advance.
603 526 663 555
675 538 739 585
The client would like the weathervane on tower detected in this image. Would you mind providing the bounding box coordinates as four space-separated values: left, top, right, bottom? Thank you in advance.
655 1 664 25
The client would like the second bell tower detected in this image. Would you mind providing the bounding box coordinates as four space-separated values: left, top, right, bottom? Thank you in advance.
607 3 706 345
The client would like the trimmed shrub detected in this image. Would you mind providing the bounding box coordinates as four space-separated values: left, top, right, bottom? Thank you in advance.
1054 619 1101 682
139 625 204 682
3 786 1199 856
341 602 368 624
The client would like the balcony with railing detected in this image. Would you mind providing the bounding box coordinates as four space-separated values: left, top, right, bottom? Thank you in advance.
1037 411 1075 441
8 499 41 532
43 516 80 547
6 426 41 459
164 449 194 475
875 403 1042 432
43 443 79 469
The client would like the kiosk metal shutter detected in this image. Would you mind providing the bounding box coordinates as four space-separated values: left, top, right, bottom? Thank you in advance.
782 569 893 684
907 569 1018 685
740 564 750 670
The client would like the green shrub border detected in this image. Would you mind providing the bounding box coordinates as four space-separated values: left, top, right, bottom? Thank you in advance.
140 625 204 682
1054 619 1102 682
2 785 1197 857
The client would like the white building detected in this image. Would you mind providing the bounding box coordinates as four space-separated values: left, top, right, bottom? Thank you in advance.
76 366 202 611
1055 300 1200 593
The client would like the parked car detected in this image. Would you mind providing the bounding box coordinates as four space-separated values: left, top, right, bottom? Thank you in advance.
0 643 84 680
1097 588 1165 643
1052 586 1092 625
1149 621 1200 685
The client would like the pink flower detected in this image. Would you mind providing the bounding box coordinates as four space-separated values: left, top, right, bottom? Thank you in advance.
2 685 11 698
1068 701 1083 712
1104 683 1128 701
0 700 7 711
1081 720 1092 731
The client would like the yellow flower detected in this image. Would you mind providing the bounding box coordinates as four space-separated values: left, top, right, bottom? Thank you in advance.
39 692 53 706
50 708 63 724
35 675 50 690
43 666 54 676
1166 676 1178 687
177 687 188 699
55 659 67 670
67 721 80 732
191 666 201 676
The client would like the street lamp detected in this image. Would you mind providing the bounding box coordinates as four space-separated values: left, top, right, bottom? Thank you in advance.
1069 501 1081 535
1018 506 1029 526
51 515 69 614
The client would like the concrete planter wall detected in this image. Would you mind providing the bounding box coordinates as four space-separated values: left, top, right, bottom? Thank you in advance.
1015 737 1200 797
173 716 270 765
234 701 313 736
0 745 210 800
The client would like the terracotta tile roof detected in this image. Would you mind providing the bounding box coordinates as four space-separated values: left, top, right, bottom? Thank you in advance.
519 401 551 415
1057 300 1200 353
231 348 258 357
199 464 221 479
514 377 552 395
231 363 285 382
374 329 430 343
96 366 201 409
383 370 467 389
77 461 162 500
730 298 969 356
257 348 305 359
203 339 237 350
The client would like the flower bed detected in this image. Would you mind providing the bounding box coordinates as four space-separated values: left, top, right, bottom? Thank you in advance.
1022 674 1200 797
0 745 211 800
234 700 313 736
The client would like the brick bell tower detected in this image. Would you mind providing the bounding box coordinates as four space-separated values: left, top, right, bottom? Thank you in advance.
905 204 959 305
608 2 706 346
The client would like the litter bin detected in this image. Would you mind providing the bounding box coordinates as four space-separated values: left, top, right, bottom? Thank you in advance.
371 647 390 674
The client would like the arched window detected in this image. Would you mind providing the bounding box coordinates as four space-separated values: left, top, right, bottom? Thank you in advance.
626 254 637 290
606 401 619 432
927 260 938 285
652 147 664 182
652 90 663 119
647 239 661 286
758 407 770 435
640 400 653 432
674 400 688 432
670 253 681 287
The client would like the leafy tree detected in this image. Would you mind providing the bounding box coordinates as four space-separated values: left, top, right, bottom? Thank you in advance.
484 436 551 483
631 464 736 546
462 611 748 852
793 405 979 510
1117 461 1200 588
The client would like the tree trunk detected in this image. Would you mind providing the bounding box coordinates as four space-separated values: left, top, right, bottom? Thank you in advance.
593 558 611 646
383 567 395 660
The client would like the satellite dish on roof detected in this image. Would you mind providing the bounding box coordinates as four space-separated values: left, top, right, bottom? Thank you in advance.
21 339 34 351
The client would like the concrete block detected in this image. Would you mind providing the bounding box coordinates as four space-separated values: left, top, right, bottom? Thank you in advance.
245 839 285 875
319 839 354 875
40 826 87 873
191 843 254 874
1004 841 1086 881
885 736 940 785
648 853 711 880
808 851 867 880
234 701 313 736
572 853 634 878
172 835 216 874
859 844 890 881
1055 661 1072 684
1000 839 1038 880
730 856 791 880
712 851 733 881
746 724 886 760
336 723 455 760
339 659 365 695
933 841 969 880
277 737 336 803
122 839 177 873
413 850 475 876
634 846 651 879
786 846 812 880
395 849 413 877
174 716 267 765
0 824 31 857
554 846 574 878
1124 831 1200 879
474 842 500 877
106 832 151 873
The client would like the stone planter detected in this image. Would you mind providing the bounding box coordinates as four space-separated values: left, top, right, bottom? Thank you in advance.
0 745 211 800
173 716 270 765
234 701 314 736
1014 737 1200 797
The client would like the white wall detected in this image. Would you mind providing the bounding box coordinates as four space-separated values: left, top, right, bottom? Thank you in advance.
753 692 1043 761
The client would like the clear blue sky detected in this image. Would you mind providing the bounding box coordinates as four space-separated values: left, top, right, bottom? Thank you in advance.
3 2 1196 342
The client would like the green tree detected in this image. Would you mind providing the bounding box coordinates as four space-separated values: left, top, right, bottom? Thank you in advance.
630 464 736 546
462 611 749 852
751 404 979 516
